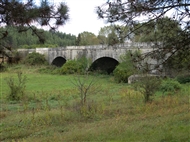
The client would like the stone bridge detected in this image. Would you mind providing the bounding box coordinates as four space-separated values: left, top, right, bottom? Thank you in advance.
18 42 158 73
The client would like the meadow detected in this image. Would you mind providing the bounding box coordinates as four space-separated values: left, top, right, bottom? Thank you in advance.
0 65 190 142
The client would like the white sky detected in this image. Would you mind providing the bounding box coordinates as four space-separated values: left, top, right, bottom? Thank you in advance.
32 0 181 37
35 0 109 36
59 0 109 36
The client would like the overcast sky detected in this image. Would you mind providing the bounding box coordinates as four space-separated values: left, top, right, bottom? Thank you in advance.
60 0 109 36
35 0 109 36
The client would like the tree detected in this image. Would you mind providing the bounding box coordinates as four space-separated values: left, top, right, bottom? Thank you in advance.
0 26 76 48
133 75 161 103
71 75 100 106
163 49 190 76
98 25 129 45
76 31 99 46
0 0 69 65
97 0 190 72
133 17 183 42
107 29 120 45
76 33 81 46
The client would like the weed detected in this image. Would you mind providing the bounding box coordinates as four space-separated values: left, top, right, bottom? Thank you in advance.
71 75 101 106
5 71 27 101
1 65 189 141
160 79 182 95
133 75 161 103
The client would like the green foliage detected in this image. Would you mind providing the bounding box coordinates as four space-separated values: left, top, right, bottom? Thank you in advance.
97 0 190 78
1 1 69 43
22 52 47 66
113 51 138 83
160 79 182 95
7 51 22 64
176 74 190 84
76 31 100 46
60 60 84 74
164 50 190 74
98 25 129 45
1 66 189 141
0 26 76 49
133 17 181 42
77 56 91 71
113 62 133 83
5 72 27 101
78 100 103 119
71 75 102 119
72 75 100 105
20 44 59 49
38 65 61 74
0 64 7 72
60 57 90 75
107 31 120 46
133 76 161 103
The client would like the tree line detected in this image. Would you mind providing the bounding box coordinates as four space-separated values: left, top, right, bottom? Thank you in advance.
1 24 129 49
0 26 76 48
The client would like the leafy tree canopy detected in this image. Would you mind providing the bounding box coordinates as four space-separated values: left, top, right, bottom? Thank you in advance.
0 0 69 61
0 0 69 42
0 26 76 48
97 0 190 72
133 17 182 42
98 24 129 45
76 31 100 46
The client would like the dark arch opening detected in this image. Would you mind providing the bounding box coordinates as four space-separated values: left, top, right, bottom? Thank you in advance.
89 57 119 74
52 57 66 67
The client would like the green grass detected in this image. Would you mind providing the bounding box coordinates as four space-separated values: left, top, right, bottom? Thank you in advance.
0 65 190 142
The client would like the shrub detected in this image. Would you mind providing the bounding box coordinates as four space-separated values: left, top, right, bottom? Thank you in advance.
77 56 90 72
5 71 27 101
71 75 100 105
60 56 90 75
113 62 134 83
22 52 47 65
7 52 22 64
60 60 84 74
79 100 102 119
176 74 190 84
0 63 7 72
113 50 139 83
160 79 182 95
133 75 161 103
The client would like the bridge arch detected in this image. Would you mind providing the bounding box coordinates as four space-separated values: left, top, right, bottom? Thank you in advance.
89 57 119 74
51 56 66 67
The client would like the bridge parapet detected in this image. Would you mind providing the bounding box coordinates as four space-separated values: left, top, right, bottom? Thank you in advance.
17 42 157 66
65 42 155 50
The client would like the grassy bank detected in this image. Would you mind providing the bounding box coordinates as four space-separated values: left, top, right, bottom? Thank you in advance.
0 65 189 141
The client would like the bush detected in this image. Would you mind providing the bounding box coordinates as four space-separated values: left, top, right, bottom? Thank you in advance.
0 63 7 72
7 52 22 64
79 100 102 119
22 52 47 65
160 79 182 95
60 60 84 74
5 71 27 101
133 75 161 103
60 56 90 75
176 74 190 84
113 62 134 83
77 56 90 71
113 50 139 83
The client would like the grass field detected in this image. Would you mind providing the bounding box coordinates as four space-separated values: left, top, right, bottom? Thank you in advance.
0 65 190 142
